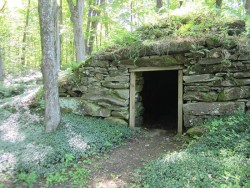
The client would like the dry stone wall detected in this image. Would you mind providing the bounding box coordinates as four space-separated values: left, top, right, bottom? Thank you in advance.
59 38 250 128
183 43 250 127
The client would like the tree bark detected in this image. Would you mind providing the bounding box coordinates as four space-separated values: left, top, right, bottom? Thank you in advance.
38 0 61 132
21 0 31 66
67 0 86 63
87 0 105 55
0 46 3 81
54 1 60 71
156 0 163 9
216 0 222 8
245 0 250 14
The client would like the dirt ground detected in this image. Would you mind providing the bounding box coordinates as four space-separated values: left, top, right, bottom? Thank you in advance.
88 128 183 188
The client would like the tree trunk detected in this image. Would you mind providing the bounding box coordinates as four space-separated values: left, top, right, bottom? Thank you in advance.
130 1 133 31
21 0 31 66
0 46 3 81
54 1 60 71
60 0 63 65
38 0 61 132
245 0 250 14
216 0 222 8
67 0 86 63
87 0 105 55
156 0 163 9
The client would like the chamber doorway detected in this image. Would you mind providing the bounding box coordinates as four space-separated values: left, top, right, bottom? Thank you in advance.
129 66 183 134
141 71 178 130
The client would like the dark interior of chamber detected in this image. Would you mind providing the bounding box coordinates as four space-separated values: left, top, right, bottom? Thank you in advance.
141 71 178 130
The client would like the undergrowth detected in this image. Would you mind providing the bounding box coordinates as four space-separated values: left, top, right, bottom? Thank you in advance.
137 112 250 188
98 4 247 54
0 112 136 186
0 83 26 99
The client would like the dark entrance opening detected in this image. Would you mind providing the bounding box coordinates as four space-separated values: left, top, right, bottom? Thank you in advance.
141 71 178 130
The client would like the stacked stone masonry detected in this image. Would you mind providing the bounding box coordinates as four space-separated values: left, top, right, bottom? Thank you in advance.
59 38 250 128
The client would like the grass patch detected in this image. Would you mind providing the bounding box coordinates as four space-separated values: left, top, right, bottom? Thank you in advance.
0 112 136 186
137 112 250 188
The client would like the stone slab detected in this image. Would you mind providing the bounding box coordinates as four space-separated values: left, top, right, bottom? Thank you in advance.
199 58 222 65
102 82 129 89
184 91 218 102
105 117 128 125
60 97 81 114
233 72 250 78
183 102 245 116
218 86 250 101
82 94 129 107
81 100 111 117
183 74 219 83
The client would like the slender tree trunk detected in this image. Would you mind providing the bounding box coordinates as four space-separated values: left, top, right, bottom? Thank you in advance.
88 0 105 54
156 0 163 9
67 0 86 63
216 0 222 8
59 0 63 68
245 0 250 14
54 1 60 71
38 0 61 132
130 1 133 31
0 46 3 81
21 0 31 66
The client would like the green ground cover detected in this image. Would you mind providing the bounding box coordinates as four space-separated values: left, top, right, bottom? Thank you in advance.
0 110 136 186
137 113 250 188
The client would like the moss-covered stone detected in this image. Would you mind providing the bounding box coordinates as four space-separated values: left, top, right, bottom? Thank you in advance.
105 117 128 125
186 126 207 138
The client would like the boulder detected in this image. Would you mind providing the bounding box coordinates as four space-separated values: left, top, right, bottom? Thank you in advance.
105 117 128 125
183 102 245 116
60 97 82 114
184 91 218 102
218 87 250 101
186 126 207 137
80 100 111 117
114 89 130 100
111 110 129 120
184 115 206 128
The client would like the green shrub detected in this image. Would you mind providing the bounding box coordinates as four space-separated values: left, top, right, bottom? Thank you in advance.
139 113 250 188
16 172 37 186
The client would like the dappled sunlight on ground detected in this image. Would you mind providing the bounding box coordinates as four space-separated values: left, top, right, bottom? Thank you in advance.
20 143 53 164
95 178 127 188
0 114 25 143
0 152 16 180
69 134 88 151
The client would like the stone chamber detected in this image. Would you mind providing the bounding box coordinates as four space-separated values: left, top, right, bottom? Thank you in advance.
59 37 250 133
